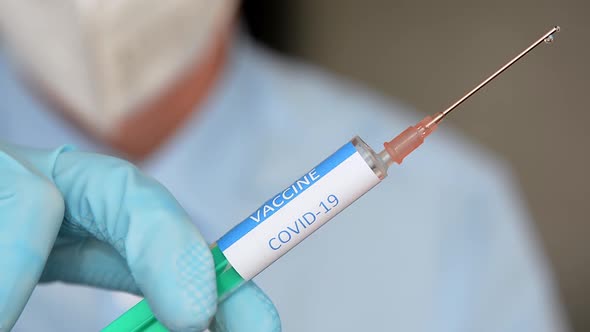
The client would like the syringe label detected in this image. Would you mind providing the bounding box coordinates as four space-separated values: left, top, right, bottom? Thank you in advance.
218 142 381 280
217 142 358 250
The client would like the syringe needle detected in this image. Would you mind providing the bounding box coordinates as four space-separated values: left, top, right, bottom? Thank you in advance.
425 25 560 128
380 26 560 166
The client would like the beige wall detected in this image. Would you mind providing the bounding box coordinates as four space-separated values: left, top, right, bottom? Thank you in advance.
282 0 589 330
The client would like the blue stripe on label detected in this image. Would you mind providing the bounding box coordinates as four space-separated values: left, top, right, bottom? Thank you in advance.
217 141 358 251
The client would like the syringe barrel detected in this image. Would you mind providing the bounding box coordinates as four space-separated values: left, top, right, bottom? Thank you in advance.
215 136 385 281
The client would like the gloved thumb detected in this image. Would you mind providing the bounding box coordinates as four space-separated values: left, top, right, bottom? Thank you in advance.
51 150 217 331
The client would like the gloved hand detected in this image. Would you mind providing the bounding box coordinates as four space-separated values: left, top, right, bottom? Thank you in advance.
0 142 281 332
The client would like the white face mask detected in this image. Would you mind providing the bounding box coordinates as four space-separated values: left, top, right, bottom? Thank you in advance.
0 0 236 133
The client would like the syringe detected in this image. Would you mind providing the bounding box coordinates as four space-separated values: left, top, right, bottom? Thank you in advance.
103 26 560 332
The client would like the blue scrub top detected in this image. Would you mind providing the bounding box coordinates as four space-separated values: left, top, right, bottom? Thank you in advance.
0 32 567 331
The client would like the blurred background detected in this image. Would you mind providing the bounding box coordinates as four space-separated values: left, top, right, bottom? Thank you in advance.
243 0 589 330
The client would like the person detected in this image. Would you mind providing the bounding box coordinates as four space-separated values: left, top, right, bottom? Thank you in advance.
0 1 567 331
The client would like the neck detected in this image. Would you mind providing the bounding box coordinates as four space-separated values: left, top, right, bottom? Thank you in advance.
108 29 232 161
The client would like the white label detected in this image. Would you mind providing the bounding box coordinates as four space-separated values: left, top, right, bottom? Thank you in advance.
218 142 381 280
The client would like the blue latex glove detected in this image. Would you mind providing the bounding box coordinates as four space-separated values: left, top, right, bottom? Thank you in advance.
0 142 281 332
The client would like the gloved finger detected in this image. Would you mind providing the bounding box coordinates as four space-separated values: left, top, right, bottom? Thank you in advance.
39 237 140 295
17 148 217 332
0 149 65 330
211 281 281 332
